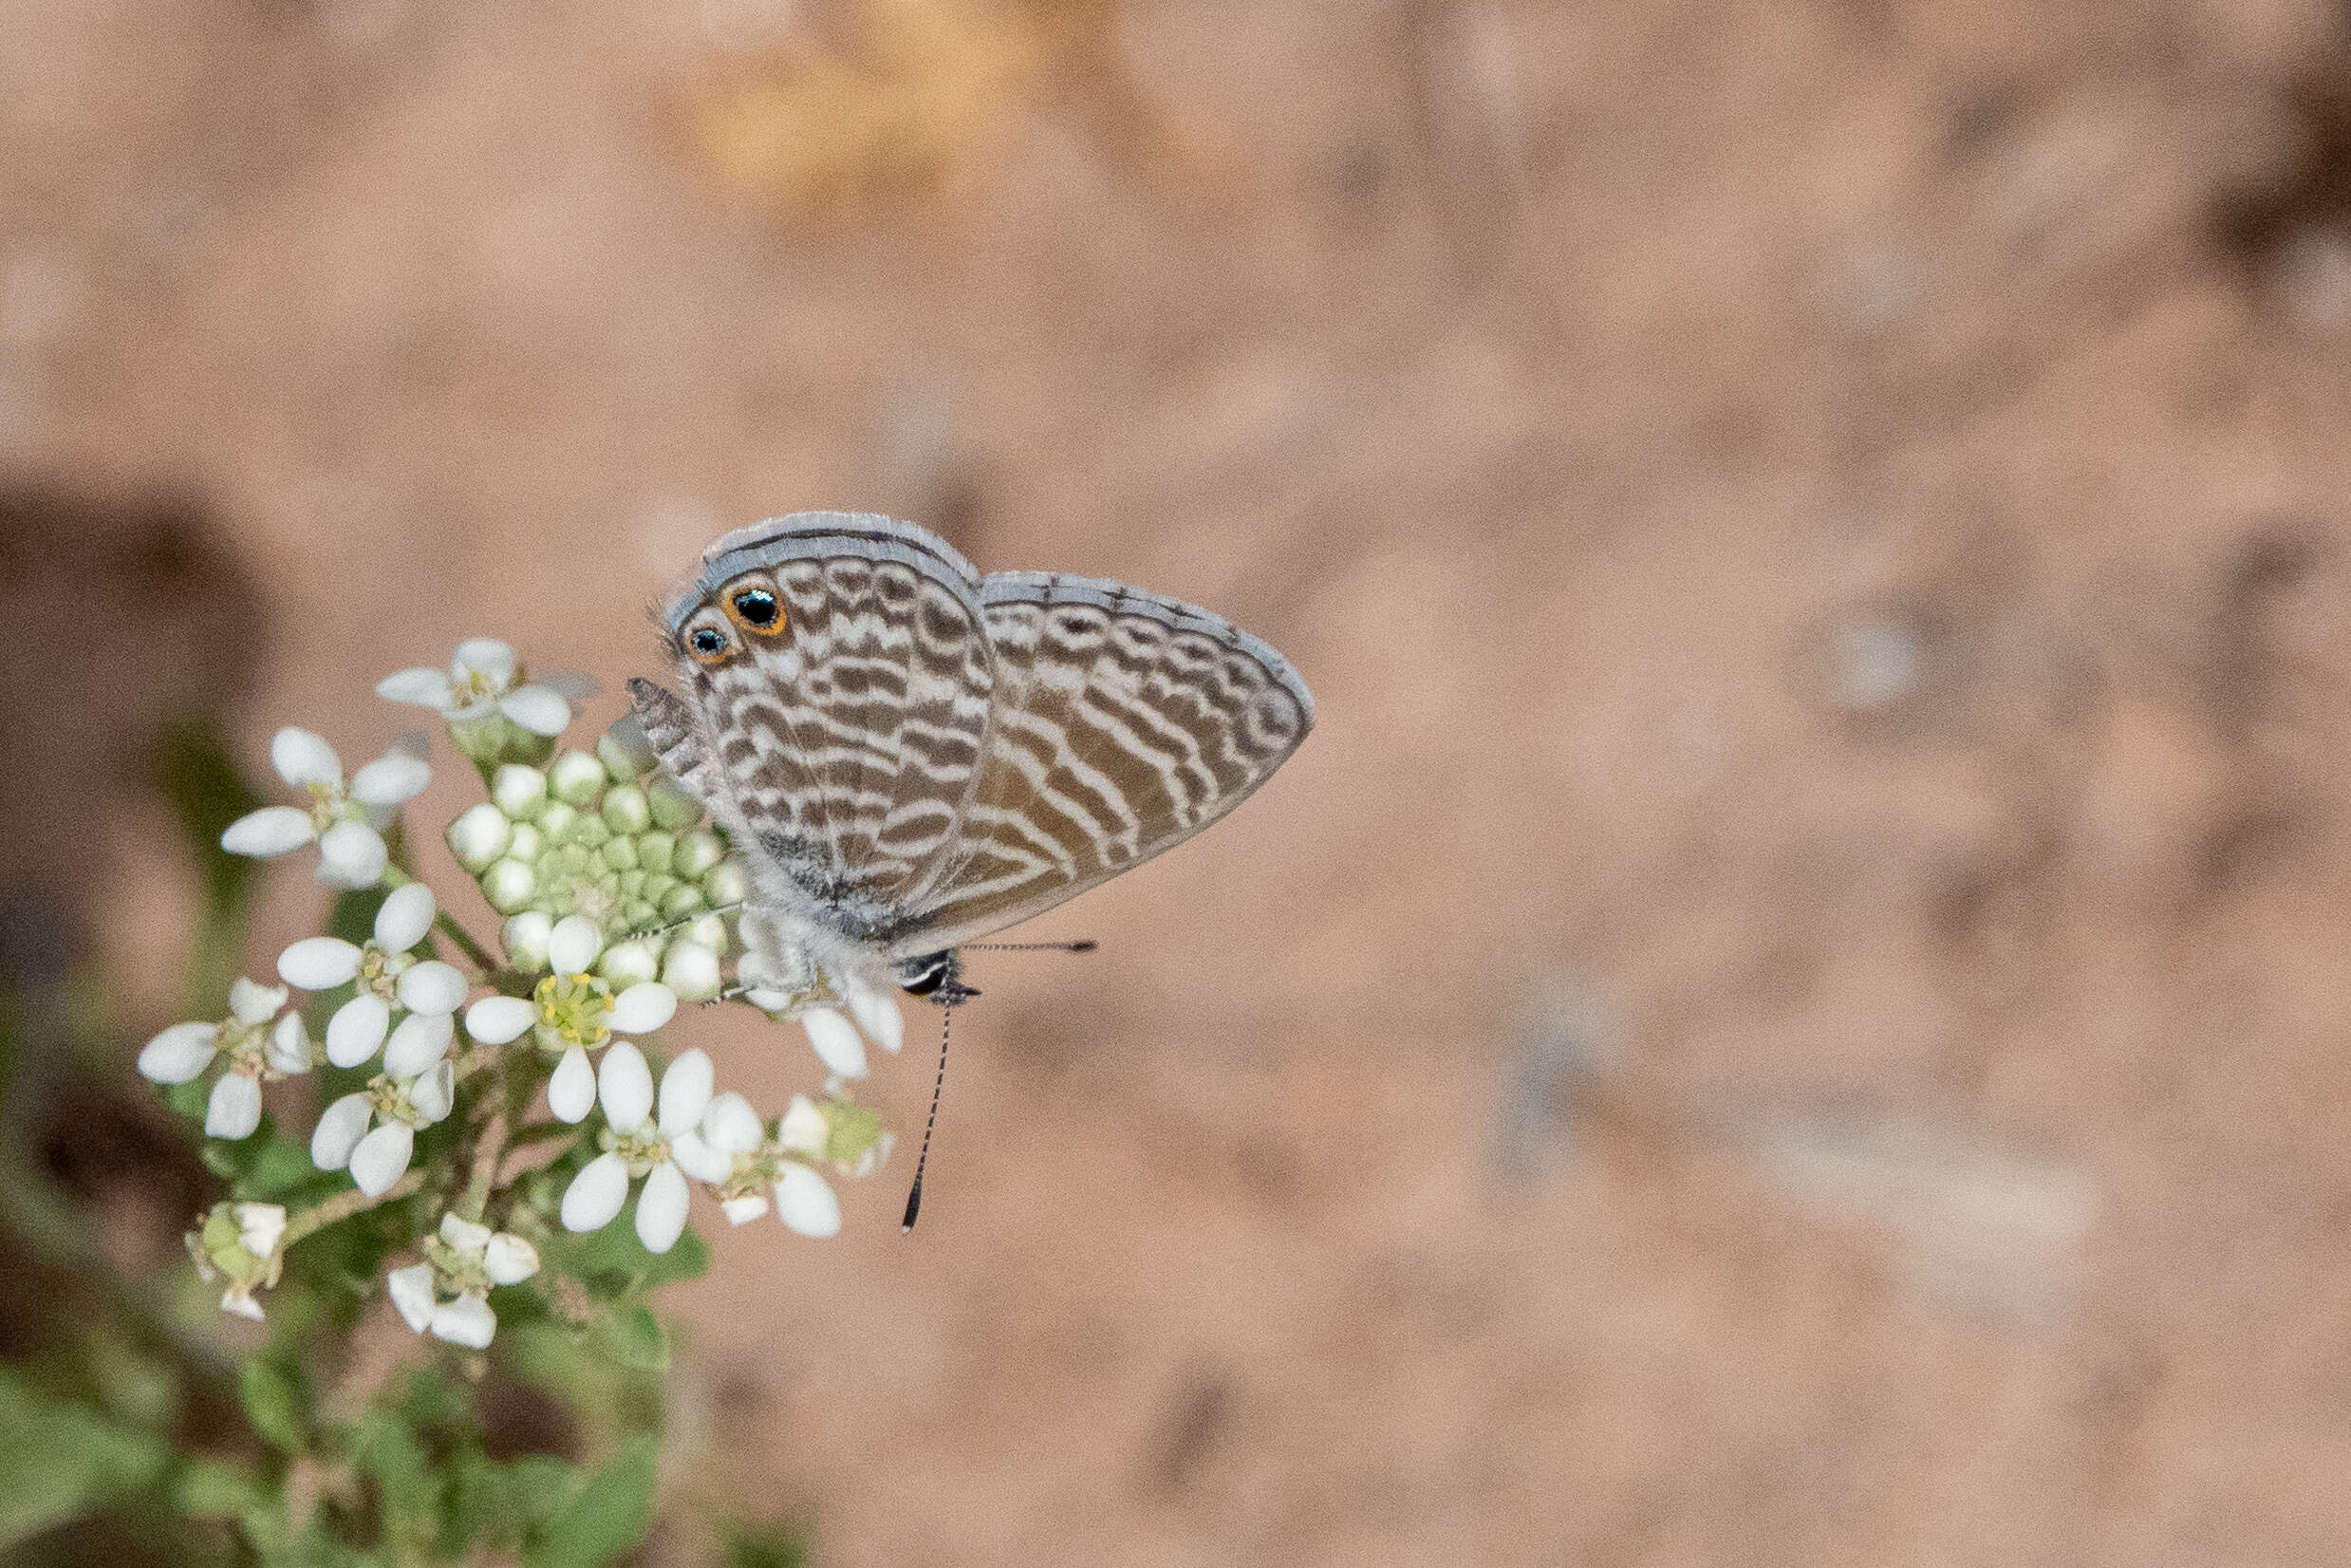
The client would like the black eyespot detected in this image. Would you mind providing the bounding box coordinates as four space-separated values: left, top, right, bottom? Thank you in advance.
732 588 780 629
690 627 726 655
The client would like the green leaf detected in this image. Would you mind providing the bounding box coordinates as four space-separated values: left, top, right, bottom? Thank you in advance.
239 1359 306 1453
604 1306 668 1373
0 1370 171 1546
531 1434 659 1568
723 1521 810 1568
510 1456 584 1526
540 1220 709 1301
172 1458 265 1520
353 1410 438 1546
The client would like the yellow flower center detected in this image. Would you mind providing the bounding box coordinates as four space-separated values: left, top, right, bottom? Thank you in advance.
533 971 614 1049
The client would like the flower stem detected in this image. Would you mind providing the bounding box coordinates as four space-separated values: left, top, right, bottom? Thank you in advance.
432 910 498 976
283 1171 423 1245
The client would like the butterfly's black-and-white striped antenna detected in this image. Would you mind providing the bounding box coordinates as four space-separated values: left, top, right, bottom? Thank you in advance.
898 941 1096 1232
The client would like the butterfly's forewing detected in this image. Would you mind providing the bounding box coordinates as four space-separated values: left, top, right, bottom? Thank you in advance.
649 516 997 941
887 571 1315 958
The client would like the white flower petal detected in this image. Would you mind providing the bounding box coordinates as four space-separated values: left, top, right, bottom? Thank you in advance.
721 1193 771 1224
548 915 604 977
608 982 677 1036
775 1163 842 1238
560 1152 631 1232
351 752 432 808
373 883 438 952
279 936 364 990
438 1213 493 1254
800 1007 868 1080
220 806 316 857
429 1293 496 1349
383 1010 454 1078
776 1093 828 1157
499 684 573 737
548 1046 597 1122
138 1021 218 1084
704 1091 766 1155
234 1203 288 1258
266 1012 311 1075
453 639 516 689
661 940 723 1003
376 667 457 709
634 1160 690 1255
270 727 343 790
395 960 468 1017
669 1129 735 1185
845 980 905 1055
228 978 289 1027
326 994 391 1068
349 1123 415 1196
221 1286 266 1322
311 1092 373 1169
205 1073 262 1140
385 1261 437 1333
409 1060 457 1124
483 1234 540 1285
316 821 388 888
656 1049 713 1138
465 996 535 1046
597 1040 654 1133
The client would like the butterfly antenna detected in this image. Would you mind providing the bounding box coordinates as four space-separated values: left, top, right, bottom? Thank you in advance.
961 940 1099 953
901 1003 953 1232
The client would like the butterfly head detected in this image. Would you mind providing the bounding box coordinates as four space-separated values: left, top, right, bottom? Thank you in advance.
895 949 978 1005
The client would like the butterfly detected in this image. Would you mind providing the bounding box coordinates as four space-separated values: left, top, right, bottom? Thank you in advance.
629 513 1313 1217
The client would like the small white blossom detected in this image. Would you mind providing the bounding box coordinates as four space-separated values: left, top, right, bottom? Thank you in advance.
137 979 306 1141
280 885 463 1073
218 728 430 888
382 1213 542 1349
377 638 592 738
188 1201 288 1321
310 1058 457 1195
475 916 676 1124
559 1044 714 1254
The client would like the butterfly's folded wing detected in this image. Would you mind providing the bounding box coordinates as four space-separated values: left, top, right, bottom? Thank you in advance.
889 571 1314 958
651 515 998 941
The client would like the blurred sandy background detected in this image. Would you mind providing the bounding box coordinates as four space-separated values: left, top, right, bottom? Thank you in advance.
16 0 2351 1561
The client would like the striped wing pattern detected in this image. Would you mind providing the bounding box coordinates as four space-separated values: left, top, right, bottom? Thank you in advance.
640 514 1312 961
890 572 1314 957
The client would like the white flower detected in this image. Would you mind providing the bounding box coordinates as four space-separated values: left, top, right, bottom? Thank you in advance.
377 638 595 738
278 884 463 1074
219 728 431 887
189 1200 288 1320
558 1044 714 1254
678 1090 773 1224
470 916 676 1124
310 1058 457 1195
137 978 307 1141
383 1213 540 1349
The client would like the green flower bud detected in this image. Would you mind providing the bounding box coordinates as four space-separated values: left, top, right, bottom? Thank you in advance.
673 831 725 880
601 836 640 873
618 869 647 897
703 860 749 908
548 748 606 806
662 939 723 1001
623 899 659 929
601 784 652 836
536 800 580 845
446 802 513 871
491 764 548 820
482 859 537 914
506 822 545 865
598 719 658 783
660 882 705 920
683 913 729 953
572 815 611 850
641 872 677 904
504 911 554 970
635 831 676 876
646 778 703 831
598 939 661 988
557 843 593 876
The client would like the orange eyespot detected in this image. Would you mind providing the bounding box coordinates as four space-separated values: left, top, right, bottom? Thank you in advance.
683 612 734 665
723 578 785 636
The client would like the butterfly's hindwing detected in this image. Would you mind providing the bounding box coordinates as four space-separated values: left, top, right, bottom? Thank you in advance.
889 571 1314 956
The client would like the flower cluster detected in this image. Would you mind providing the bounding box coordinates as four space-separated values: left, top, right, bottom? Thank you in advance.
135 637 909 1346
